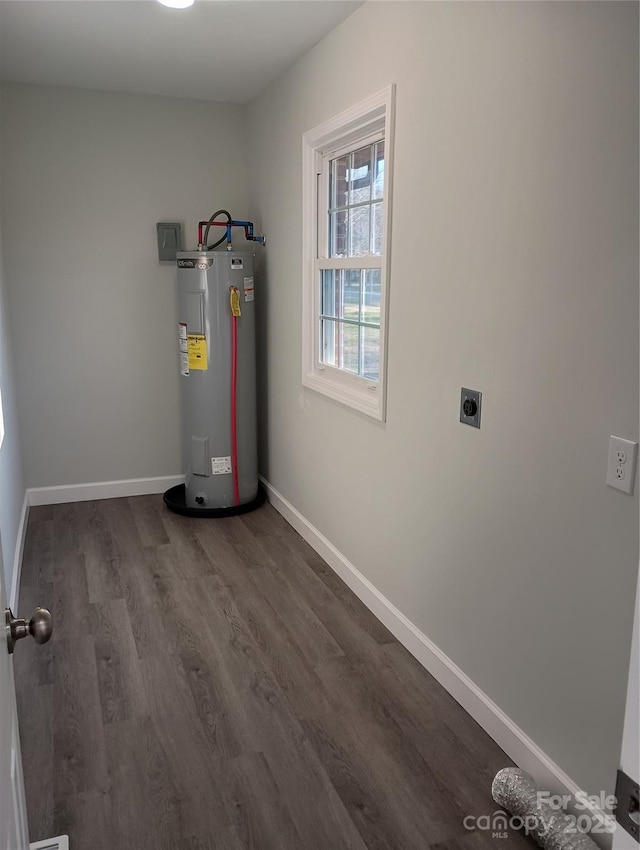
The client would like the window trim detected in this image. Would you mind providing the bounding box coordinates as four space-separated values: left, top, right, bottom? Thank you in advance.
302 85 395 422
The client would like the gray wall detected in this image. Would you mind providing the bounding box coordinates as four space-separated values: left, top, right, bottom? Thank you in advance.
247 1 639 797
0 205 26 597
0 83 249 488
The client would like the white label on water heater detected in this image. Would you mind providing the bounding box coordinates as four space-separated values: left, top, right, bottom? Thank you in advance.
243 276 254 302
179 323 189 375
211 456 232 475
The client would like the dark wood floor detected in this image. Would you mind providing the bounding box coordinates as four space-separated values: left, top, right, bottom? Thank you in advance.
15 495 533 850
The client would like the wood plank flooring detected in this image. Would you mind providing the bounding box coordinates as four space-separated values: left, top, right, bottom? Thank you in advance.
14 495 534 850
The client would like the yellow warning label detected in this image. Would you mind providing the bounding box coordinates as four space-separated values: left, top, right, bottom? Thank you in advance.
188 334 208 370
229 287 241 317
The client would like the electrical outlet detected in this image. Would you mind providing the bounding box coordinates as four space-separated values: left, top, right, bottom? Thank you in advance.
614 769 640 842
607 436 638 494
460 388 482 428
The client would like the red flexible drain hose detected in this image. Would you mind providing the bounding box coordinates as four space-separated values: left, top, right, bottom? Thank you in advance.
230 295 240 507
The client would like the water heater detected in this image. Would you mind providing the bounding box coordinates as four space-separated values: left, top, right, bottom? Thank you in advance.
164 249 261 516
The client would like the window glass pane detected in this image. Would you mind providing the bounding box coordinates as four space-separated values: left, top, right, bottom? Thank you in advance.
330 210 347 257
363 326 380 381
330 154 349 209
372 202 383 255
321 318 337 367
342 269 360 321
363 269 381 326
349 206 370 257
321 270 338 318
373 140 385 200
341 322 360 373
321 319 359 373
323 270 376 324
349 146 372 204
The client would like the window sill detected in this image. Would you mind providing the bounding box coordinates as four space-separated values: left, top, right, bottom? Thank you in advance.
302 367 385 421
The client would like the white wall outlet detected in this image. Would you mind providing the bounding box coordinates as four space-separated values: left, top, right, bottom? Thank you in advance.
607 436 638 494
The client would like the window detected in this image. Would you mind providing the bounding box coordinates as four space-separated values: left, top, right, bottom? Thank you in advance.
302 86 395 421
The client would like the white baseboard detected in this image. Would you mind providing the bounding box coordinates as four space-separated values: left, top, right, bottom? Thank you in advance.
28 475 185 507
259 476 615 848
30 836 69 850
9 490 30 611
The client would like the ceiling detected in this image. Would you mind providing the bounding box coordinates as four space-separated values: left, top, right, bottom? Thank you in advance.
0 0 362 104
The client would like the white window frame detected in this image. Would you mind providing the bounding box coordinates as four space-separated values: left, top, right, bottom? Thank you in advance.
302 85 395 422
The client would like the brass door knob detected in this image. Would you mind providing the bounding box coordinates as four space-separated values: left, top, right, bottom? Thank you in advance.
5 607 52 654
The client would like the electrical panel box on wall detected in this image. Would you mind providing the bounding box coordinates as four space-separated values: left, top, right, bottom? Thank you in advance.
156 222 182 262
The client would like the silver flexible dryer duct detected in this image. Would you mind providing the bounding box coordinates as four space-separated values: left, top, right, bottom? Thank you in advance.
492 768 599 850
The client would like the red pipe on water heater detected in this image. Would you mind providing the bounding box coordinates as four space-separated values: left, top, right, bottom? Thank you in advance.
230 289 240 507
